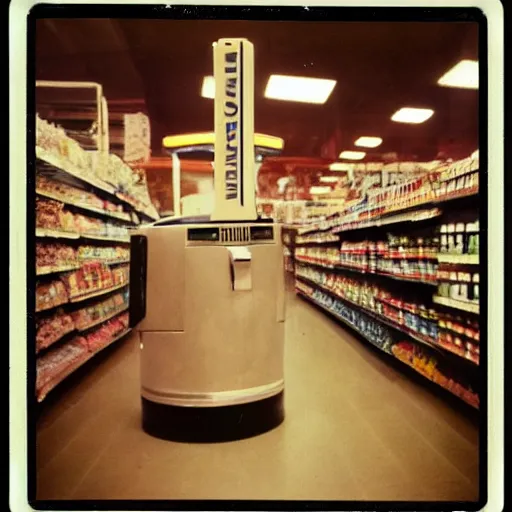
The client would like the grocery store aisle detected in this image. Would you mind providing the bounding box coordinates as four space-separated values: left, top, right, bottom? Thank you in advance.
36 289 479 502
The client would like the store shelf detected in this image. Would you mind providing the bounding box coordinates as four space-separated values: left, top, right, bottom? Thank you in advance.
81 233 131 243
295 275 459 360
36 297 69 313
36 189 133 223
37 146 157 221
298 258 437 286
36 227 130 244
36 227 80 239
332 208 442 234
36 328 131 402
392 351 479 409
331 188 478 234
295 288 392 354
116 192 159 222
437 253 479 265
36 324 76 354
297 289 478 409
82 258 130 266
433 296 479 314
77 305 129 332
36 146 117 196
36 263 82 276
372 270 438 286
295 238 339 245
69 282 129 304
295 257 336 270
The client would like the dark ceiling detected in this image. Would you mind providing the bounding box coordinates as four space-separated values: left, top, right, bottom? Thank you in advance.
35 18 479 161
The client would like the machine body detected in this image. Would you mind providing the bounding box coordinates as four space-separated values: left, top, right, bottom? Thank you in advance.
129 38 286 441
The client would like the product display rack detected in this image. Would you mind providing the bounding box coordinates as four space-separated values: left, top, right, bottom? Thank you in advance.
296 285 479 410
36 328 132 403
34 111 153 402
282 225 298 273
293 155 481 410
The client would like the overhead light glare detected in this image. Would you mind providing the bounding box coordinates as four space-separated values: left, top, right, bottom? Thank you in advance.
201 76 215 99
355 136 382 148
438 60 478 89
329 162 353 171
339 150 366 160
391 107 434 124
309 186 332 194
265 74 336 104
319 176 339 183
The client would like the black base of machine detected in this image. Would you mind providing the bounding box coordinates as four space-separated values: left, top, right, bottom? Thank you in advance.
141 391 284 443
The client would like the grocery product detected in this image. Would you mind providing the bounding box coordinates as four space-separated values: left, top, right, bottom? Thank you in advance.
71 293 129 331
391 341 478 408
36 243 78 270
60 262 115 299
36 280 69 312
36 309 75 351
36 336 89 394
77 245 130 262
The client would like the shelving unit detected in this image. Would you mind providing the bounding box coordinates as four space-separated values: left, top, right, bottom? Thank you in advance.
296 285 479 409
34 107 156 401
292 155 481 410
36 328 132 403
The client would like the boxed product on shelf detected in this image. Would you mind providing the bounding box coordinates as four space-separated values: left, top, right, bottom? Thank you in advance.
36 197 72 231
36 114 92 172
305 287 395 353
36 242 78 269
60 262 114 298
36 279 70 312
71 292 128 330
438 220 479 255
436 267 479 303
36 335 89 391
37 197 129 239
111 265 130 286
85 313 129 352
36 175 106 211
295 246 339 267
391 340 479 407
77 245 130 262
36 308 75 351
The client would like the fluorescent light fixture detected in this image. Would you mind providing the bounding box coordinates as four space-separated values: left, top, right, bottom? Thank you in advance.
201 76 215 98
355 136 382 148
391 107 434 124
329 162 353 171
339 150 366 160
265 74 336 104
319 176 339 183
309 186 332 194
438 60 478 89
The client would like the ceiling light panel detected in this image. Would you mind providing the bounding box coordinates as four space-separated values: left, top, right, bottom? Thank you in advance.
339 150 366 160
438 60 478 89
354 136 382 148
201 76 215 98
265 75 337 104
391 107 434 124
319 176 339 183
329 163 354 171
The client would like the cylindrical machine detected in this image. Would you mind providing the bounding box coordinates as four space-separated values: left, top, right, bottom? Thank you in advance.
129 38 286 442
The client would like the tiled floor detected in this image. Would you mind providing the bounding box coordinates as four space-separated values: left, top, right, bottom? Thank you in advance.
36 289 479 501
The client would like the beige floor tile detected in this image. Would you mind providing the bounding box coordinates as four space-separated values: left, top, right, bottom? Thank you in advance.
37 290 479 502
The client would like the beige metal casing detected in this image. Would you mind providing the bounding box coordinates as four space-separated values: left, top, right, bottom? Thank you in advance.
134 222 285 408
